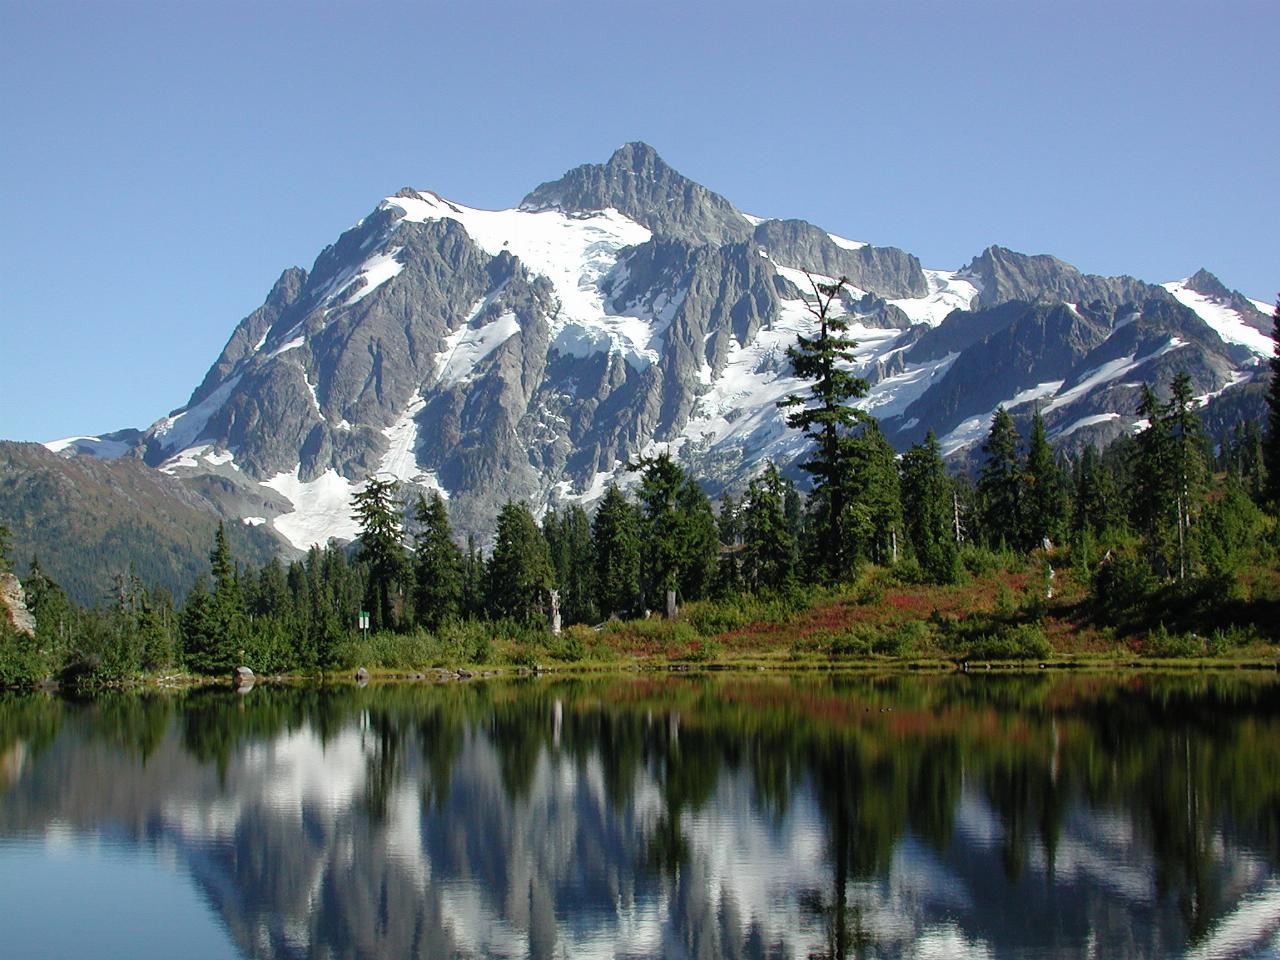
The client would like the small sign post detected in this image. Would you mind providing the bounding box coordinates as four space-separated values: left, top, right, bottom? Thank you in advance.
359 611 370 639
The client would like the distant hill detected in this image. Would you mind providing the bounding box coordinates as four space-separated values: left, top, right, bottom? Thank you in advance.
0 441 280 605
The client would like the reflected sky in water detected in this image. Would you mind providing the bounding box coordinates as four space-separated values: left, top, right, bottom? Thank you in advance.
1 674 1277 959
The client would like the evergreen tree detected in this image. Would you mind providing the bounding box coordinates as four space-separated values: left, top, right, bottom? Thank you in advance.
847 421 903 565
412 492 463 630
460 534 486 620
741 462 796 592
1131 383 1173 571
1165 372 1208 580
1266 299 1280 508
1023 408 1067 550
714 492 743 596
1130 377 1208 579
900 431 958 583
592 484 642 619
634 453 718 612
777 274 869 582
543 504 596 625
1072 444 1119 540
352 476 407 631
0 521 10 573
977 407 1023 550
486 502 554 624
183 523 249 673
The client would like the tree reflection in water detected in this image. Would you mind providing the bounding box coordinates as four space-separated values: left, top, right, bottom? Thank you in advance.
0 673 1277 959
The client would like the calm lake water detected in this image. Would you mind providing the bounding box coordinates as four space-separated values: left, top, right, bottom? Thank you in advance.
1 673 1277 959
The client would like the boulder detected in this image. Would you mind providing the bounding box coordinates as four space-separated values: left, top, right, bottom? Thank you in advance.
0 573 36 637
355 667 370 684
234 666 255 685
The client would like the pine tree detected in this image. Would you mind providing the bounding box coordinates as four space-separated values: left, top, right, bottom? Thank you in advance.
777 274 869 582
1023 408 1067 550
592 484 642 620
1266 299 1280 508
487 502 554 624
0 521 10 573
412 492 463 631
741 461 795 592
543 504 596 625
182 524 248 673
633 453 718 613
977 407 1023 550
714 492 743 596
1131 383 1172 572
847 421 902 565
1165 372 1208 580
352 476 407 631
1071 444 1120 542
900 431 958 583
460 534 486 620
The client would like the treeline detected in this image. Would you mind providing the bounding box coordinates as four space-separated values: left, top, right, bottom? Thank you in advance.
1 296 1277 683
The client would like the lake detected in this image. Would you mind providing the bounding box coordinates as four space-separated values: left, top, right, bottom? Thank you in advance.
1 673 1277 959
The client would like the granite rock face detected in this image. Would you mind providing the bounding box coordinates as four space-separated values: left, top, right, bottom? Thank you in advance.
0 573 36 637
37 144 1270 552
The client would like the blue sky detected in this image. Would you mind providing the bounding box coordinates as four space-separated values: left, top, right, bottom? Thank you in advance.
1 0 1275 443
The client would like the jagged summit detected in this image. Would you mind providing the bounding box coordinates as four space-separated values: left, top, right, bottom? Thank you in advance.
519 141 753 244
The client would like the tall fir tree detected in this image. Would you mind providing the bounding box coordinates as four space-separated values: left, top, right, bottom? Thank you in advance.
543 504 596 625
899 431 958 583
741 461 796 592
1266 299 1280 508
714 492 743 596
183 524 247 673
352 476 407 631
633 452 719 613
846 421 903 565
1165 372 1208 580
977 407 1024 550
412 492 463 630
486 502 553 624
1071 444 1120 542
1023 408 1067 550
777 274 869 582
592 484 642 620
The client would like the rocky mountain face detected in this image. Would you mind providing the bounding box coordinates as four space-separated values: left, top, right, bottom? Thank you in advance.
34 142 1274 562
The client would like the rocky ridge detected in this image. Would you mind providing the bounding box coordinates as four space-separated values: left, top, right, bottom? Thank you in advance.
35 143 1274 557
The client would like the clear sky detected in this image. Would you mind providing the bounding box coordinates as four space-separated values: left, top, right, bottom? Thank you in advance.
1 0 1275 443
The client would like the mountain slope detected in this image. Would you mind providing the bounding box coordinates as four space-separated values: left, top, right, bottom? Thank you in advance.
0 442 280 604
33 144 1273 553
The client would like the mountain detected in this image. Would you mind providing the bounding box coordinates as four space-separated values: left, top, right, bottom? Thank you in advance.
0 442 280 605
30 142 1275 563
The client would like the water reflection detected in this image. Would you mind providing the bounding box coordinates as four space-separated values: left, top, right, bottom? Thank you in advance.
1 674 1277 959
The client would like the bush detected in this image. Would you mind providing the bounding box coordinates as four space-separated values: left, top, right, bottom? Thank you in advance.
684 600 754 637
827 627 873 658
963 623 1052 661
1143 625 1204 658
874 619 931 656
1206 624 1264 654
682 638 722 662
1092 553 1157 625
547 625 590 662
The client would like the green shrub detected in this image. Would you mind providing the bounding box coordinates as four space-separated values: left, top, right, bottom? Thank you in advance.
1092 553 1156 625
827 628 873 658
964 623 1052 661
874 619 931 656
684 600 754 637
683 639 722 662
1144 624 1204 658
892 557 926 586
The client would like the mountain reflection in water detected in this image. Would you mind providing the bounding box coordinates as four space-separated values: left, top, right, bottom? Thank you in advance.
1 674 1278 959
